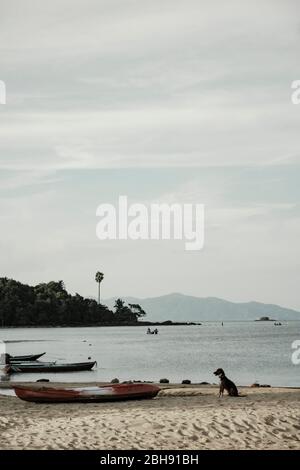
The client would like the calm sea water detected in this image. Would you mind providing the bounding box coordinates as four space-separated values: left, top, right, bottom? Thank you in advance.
1 322 300 387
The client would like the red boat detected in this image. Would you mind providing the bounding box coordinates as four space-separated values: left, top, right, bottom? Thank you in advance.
14 383 160 403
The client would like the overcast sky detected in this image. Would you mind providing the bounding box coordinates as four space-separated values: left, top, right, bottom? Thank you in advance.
0 0 300 309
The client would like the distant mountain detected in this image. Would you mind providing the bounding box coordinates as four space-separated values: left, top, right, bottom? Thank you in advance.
103 293 300 322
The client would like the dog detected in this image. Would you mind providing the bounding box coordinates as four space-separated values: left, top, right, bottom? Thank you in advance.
214 368 239 397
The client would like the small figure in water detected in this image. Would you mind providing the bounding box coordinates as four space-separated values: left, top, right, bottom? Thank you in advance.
222 322 223 326
147 328 158 334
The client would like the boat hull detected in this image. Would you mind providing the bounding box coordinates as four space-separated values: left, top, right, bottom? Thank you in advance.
14 383 160 403
9 353 46 362
8 361 96 374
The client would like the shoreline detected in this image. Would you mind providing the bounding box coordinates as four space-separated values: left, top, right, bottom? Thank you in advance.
2 381 300 391
0 322 200 329
1 381 300 390
2 320 300 329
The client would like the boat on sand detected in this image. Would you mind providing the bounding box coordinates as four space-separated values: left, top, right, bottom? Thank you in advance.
14 383 160 403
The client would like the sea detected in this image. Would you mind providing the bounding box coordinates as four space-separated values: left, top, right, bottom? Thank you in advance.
1 321 300 387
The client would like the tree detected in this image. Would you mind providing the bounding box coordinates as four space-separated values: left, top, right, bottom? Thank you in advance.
0 277 147 327
114 299 146 323
114 298 135 323
0 277 114 327
95 272 104 304
129 303 146 318
114 298 125 311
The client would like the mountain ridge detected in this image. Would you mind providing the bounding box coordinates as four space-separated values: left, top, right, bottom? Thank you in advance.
102 293 300 322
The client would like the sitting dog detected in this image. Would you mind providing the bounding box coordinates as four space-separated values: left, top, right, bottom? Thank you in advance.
214 368 238 397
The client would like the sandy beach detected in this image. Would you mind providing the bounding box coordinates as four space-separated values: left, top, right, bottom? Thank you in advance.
0 384 300 450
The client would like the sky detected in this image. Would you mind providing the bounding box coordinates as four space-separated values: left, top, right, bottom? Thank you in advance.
0 0 300 309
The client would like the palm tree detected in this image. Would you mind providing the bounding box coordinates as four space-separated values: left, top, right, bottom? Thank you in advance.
95 272 104 304
114 298 125 312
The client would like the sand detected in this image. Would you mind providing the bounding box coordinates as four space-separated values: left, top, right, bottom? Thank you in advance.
0 384 300 450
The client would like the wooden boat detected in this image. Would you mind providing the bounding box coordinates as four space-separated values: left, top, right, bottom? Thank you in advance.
14 383 160 403
7 361 57 367
9 353 46 362
6 361 96 374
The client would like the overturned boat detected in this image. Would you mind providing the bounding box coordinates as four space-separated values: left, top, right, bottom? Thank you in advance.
14 383 160 403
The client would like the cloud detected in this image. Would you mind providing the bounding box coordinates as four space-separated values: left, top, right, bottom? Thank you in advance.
1 1 300 309
1 0 300 170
